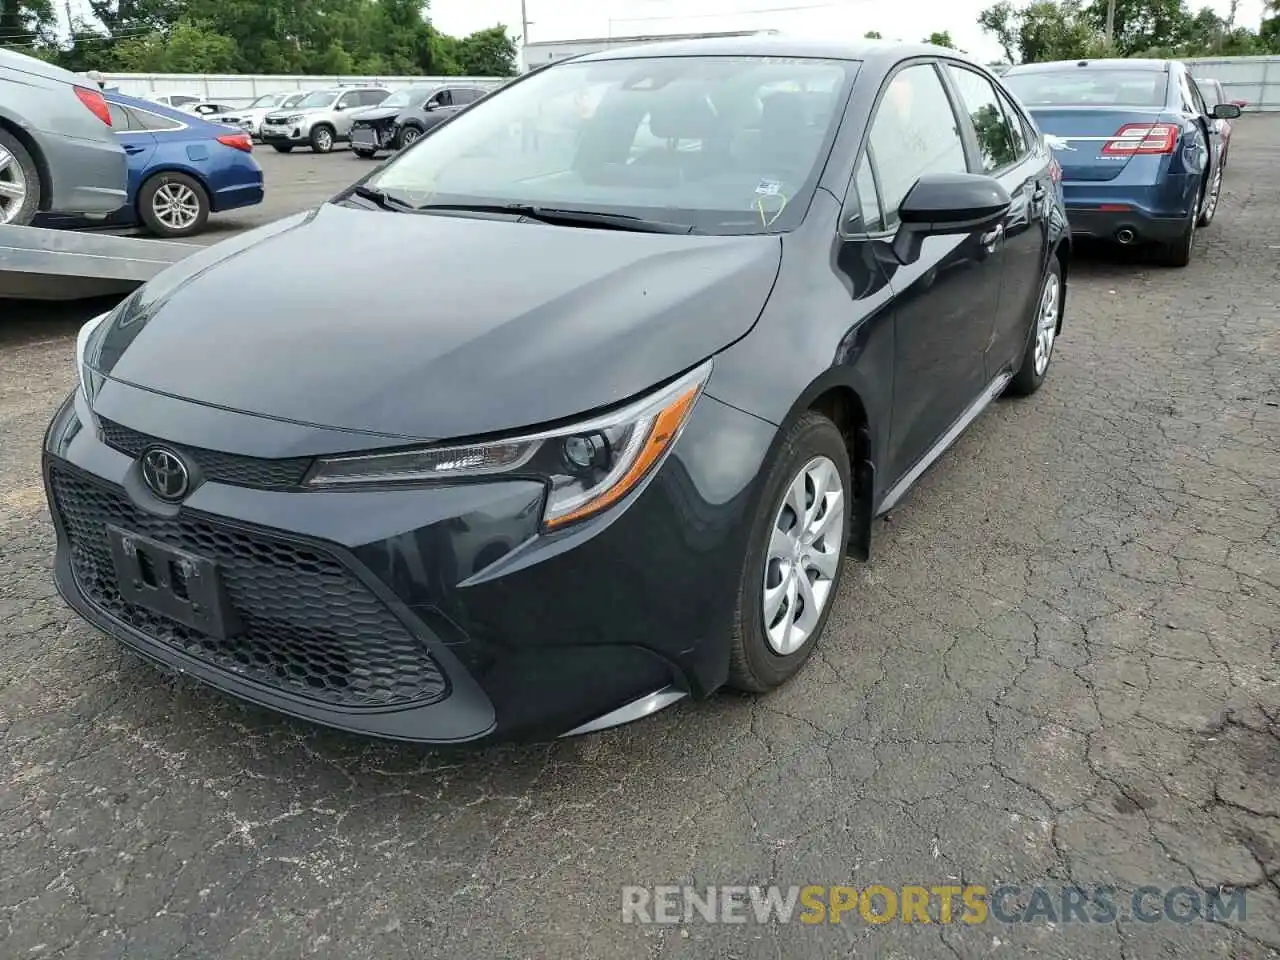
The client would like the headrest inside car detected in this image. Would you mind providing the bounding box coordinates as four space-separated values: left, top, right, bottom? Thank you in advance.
647 93 720 140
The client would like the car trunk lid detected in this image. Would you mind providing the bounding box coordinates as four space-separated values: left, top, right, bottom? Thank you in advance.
1028 107 1176 182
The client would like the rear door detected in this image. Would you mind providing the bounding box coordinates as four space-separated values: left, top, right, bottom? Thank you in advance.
944 63 1051 375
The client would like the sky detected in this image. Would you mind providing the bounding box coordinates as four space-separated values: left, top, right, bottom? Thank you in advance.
428 0 1273 64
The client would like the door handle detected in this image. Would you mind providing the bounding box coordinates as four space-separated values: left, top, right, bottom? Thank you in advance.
123 144 146 154
981 223 1004 247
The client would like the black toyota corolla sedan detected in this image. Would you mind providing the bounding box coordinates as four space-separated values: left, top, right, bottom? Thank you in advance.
45 37 1070 744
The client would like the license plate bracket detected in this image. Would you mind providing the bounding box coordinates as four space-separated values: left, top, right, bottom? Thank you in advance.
107 525 241 639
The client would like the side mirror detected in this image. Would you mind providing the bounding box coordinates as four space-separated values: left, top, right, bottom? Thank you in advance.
889 173 1012 265
1211 102 1242 120
425 100 440 111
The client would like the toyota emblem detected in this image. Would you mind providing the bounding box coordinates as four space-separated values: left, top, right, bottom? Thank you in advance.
140 447 190 501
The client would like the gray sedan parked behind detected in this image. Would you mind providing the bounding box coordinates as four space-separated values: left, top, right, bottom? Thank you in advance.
0 48 128 225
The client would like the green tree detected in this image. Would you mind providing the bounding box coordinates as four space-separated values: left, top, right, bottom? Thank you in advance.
1 0 57 49
978 0 1110 62
1080 0 1192 55
453 24 517 76
863 30 882 39
923 30 957 47
110 17 237 71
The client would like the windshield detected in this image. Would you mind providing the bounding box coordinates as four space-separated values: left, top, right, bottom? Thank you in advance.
1002 69 1169 107
367 56 856 235
250 93 283 108
298 90 337 109
282 93 305 107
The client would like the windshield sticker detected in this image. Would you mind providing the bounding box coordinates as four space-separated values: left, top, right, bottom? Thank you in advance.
755 178 783 197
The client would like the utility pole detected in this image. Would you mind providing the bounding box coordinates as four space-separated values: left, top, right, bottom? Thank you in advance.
520 0 530 72
1104 0 1116 48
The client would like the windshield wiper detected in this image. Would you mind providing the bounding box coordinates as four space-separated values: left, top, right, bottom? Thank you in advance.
345 184 418 213
413 202 697 234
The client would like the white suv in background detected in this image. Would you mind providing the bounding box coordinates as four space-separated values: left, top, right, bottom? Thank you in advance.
260 87 390 153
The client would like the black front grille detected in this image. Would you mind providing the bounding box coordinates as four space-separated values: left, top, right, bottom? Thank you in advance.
50 466 448 708
98 418 312 490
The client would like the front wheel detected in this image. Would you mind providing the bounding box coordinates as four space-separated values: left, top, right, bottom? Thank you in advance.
137 171 209 238
1198 165 1222 227
1006 257 1062 397
309 125 335 153
397 126 422 149
727 412 851 693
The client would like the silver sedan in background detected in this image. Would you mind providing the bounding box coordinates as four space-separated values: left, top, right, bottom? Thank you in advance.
0 48 128 225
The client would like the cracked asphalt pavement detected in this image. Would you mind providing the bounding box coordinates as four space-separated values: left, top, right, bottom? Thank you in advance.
2 123 1279 959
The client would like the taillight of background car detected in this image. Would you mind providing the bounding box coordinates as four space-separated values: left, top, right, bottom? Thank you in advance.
1048 155 1063 183
1101 123 1179 156
73 85 112 126
216 133 254 153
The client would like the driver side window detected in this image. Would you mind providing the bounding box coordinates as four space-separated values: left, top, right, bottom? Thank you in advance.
866 63 969 229
337 93 359 110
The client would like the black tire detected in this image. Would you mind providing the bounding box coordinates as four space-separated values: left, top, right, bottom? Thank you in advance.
1007 256 1063 397
727 412 851 694
353 149 378 159
309 125 335 153
136 171 209 239
271 144 293 153
0 127 41 226
1155 185 1200 267
398 125 423 149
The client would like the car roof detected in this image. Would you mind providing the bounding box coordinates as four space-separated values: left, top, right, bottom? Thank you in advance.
1005 58 1173 74
575 34 982 67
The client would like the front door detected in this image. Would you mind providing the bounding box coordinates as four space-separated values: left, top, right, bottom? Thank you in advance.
863 61 1008 487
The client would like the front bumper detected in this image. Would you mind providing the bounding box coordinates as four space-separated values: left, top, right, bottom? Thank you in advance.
43 380 775 743
260 125 308 144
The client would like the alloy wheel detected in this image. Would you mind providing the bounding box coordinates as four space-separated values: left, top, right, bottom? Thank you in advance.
315 128 333 151
151 182 201 231
1033 272 1061 376
0 145 28 224
762 455 844 655
400 128 421 147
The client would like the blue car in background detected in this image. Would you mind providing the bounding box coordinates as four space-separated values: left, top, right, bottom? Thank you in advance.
1001 58 1241 267
36 91 264 239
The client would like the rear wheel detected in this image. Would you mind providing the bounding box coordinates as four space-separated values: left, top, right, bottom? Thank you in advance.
0 128 40 226
1007 258 1062 397
137 171 209 238
1156 185 1200 268
272 144 293 153
727 412 850 693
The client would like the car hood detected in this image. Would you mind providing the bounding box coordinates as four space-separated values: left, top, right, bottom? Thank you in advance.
264 106 326 119
350 105 400 122
92 203 782 441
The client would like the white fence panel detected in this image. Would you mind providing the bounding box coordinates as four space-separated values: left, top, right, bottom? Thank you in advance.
99 73 506 105
1184 56 1279 111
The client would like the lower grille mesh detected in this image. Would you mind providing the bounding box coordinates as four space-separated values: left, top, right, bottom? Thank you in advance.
50 467 447 708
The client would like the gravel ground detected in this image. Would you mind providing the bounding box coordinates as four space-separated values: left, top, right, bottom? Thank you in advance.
2 122 1278 959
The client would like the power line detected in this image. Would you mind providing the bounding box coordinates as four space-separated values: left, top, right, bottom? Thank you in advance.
1 29 154 48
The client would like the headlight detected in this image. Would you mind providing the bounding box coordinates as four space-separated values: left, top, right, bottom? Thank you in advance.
304 361 712 529
286 113 304 123
75 311 110 399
